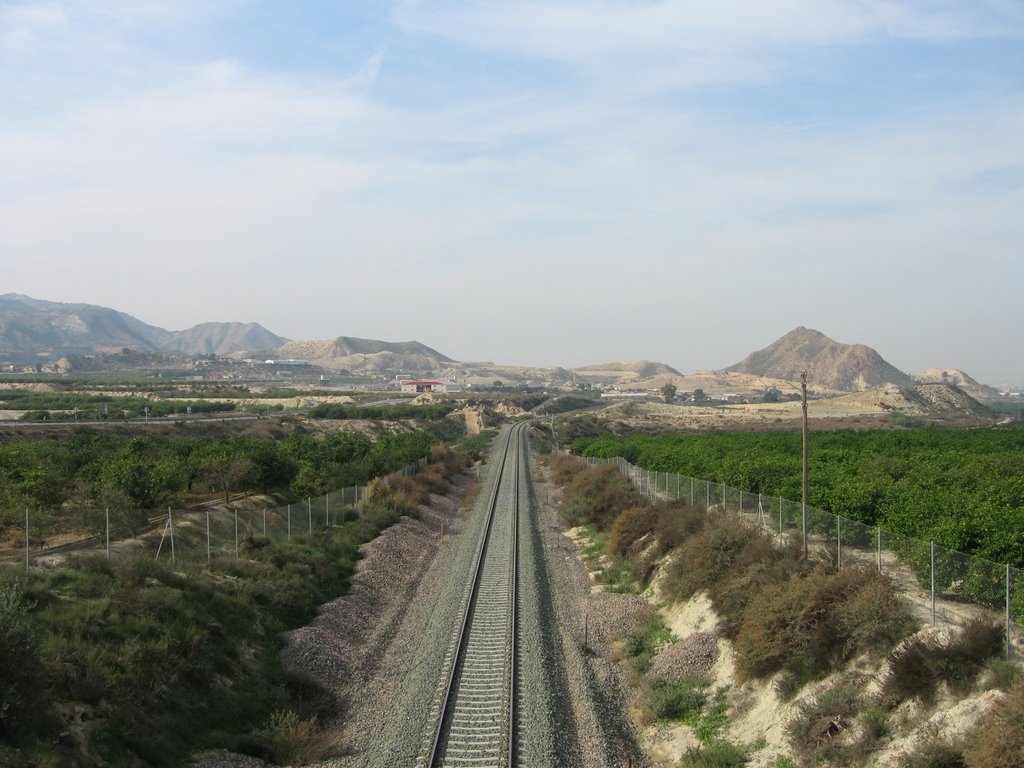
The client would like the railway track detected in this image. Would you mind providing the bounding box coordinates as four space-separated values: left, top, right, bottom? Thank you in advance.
424 421 528 767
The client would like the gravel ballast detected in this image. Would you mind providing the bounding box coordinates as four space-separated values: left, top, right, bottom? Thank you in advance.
649 632 719 681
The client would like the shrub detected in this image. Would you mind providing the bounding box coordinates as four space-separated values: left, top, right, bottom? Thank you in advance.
981 658 1021 691
834 572 916 657
607 506 658 558
254 710 339 765
963 676 1024 767
938 618 1004 694
0 581 45 739
899 730 966 768
883 619 1004 705
416 464 450 496
429 443 462 474
661 514 800 634
785 678 863 766
384 474 430 505
884 635 940 704
774 671 803 702
638 677 707 725
681 738 750 767
654 501 707 553
623 613 674 672
558 464 644 529
735 567 915 683
709 552 803 640
545 453 586 486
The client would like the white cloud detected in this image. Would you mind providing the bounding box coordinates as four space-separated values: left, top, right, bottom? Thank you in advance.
1 3 67 58
392 0 1024 72
2 1 1023 378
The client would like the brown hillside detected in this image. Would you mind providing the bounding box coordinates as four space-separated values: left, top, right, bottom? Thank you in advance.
915 368 1002 403
726 326 912 392
275 336 453 372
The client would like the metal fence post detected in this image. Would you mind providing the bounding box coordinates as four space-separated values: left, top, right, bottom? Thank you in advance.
836 514 842 570
877 527 882 573
106 508 110 561
234 508 239 558
931 541 936 626
779 497 783 535
287 503 291 540
206 508 211 563
690 477 694 507
169 508 175 564
24 508 29 573
802 501 808 561
308 497 312 534
1007 564 1012 660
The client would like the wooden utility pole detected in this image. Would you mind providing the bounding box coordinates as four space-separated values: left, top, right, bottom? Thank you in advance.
801 371 809 560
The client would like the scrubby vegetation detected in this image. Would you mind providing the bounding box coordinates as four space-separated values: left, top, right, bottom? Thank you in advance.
0 448 471 767
545 451 1013 768
735 566 917 683
882 618 1005 705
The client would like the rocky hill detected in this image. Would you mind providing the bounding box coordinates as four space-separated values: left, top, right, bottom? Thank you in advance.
914 367 1002 403
572 360 682 384
725 326 913 392
0 294 287 358
162 322 287 356
274 336 454 373
0 293 172 356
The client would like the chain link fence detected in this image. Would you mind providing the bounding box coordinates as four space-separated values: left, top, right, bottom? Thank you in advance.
2 457 428 570
581 454 1024 658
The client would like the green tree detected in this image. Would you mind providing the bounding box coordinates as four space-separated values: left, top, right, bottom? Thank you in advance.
661 381 678 404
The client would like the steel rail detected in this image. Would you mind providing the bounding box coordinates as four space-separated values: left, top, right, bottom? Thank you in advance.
426 420 525 767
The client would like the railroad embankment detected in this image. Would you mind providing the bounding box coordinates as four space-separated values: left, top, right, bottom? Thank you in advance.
543 453 1024 768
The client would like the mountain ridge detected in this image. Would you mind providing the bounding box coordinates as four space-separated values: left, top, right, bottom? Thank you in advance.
0 294 286 358
0 295 1001 394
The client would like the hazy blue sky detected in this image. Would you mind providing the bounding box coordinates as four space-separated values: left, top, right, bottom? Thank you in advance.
2 1 1023 384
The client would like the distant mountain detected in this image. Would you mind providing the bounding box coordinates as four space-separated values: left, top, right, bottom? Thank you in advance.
0 294 286 358
274 336 455 372
902 382 992 418
162 322 288 356
914 368 1002 403
725 327 913 392
0 293 171 356
573 361 682 381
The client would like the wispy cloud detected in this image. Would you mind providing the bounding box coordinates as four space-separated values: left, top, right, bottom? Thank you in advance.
1 1 1023 379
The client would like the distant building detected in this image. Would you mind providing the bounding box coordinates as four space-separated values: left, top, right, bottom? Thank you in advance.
401 380 445 393
399 380 462 393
